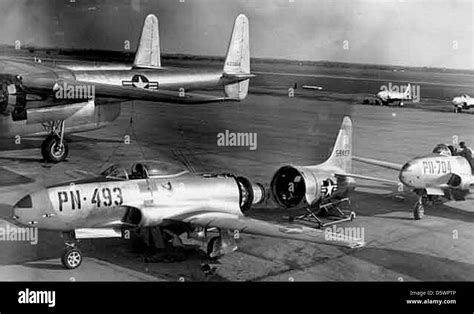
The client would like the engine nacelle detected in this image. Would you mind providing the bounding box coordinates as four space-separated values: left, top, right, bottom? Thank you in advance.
0 82 27 119
447 173 471 190
270 165 354 209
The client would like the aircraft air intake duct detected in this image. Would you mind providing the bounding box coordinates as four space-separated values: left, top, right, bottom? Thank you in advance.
447 173 471 190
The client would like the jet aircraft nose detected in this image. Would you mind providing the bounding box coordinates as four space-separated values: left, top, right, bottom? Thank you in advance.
399 161 416 187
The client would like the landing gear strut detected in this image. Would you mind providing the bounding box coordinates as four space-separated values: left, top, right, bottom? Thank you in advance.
413 191 429 220
206 229 237 260
61 232 82 269
41 120 68 163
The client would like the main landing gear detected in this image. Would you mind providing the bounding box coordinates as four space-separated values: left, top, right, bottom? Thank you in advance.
41 120 69 163
61 232 82 269
205 229 238 260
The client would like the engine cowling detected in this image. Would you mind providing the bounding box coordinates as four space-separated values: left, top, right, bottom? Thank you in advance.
270 165 354 209
121 175 266 227
0 81 27 120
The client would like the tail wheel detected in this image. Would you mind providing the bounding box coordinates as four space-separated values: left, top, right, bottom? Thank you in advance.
61 247 82 269
413 203 424 220
206 236 221 260
41 135 69 163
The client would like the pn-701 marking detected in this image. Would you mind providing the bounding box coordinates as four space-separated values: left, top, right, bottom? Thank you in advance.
57 187 123 211
422 160 452 175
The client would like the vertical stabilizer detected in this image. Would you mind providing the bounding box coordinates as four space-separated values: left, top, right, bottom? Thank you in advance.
223 14 250 100
134 14 161 68
321 116 352 172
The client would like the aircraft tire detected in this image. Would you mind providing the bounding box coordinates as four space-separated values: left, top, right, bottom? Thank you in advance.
61 247 83 269
413 203 424 220
41 135 69 163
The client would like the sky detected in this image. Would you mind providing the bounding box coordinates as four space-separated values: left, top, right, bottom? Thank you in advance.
0 0 472 69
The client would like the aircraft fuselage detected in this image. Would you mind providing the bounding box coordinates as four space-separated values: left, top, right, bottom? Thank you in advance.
399 154 472 190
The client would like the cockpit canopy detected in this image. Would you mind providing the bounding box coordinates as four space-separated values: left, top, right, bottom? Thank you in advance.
432 143 452 156
100 160 188 180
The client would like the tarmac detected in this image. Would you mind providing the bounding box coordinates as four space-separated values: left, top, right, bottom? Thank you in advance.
0 58 473 281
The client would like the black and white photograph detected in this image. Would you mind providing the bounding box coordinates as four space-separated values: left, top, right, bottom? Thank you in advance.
0 0 472 311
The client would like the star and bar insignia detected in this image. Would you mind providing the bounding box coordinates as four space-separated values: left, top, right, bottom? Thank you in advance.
122 74 159 89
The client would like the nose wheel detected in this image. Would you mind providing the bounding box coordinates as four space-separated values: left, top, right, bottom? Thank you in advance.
413 202 424 220
41 120 69 163
413 193 428 220
61 243 83 269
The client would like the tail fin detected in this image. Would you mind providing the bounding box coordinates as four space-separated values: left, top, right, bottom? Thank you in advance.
134 14 161 68
322 116 352 172
223 14 250 100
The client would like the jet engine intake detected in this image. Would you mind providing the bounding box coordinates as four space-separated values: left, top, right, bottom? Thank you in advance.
447 173 471 190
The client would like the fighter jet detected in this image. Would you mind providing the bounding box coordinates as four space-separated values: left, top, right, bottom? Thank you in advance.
10 160 363 269
376 83 412 106
353 144 474 219
0 14 253 163
452 94 474 113
270 116 396 210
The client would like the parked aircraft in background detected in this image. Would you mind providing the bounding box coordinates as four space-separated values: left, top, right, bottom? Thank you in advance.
452 94 474 113
0 14 253 163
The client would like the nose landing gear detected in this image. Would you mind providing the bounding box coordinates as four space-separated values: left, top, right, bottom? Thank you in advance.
413 191 430 220
61 243 83 269
61 231 82 269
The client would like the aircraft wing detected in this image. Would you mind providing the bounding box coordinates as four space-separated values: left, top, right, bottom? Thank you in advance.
177 212 364 248
21 77 239 104
425 187 445 196
336 173 400 185
352 156 403 171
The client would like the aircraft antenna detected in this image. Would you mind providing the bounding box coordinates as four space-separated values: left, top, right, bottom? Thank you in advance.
99 101 147 168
